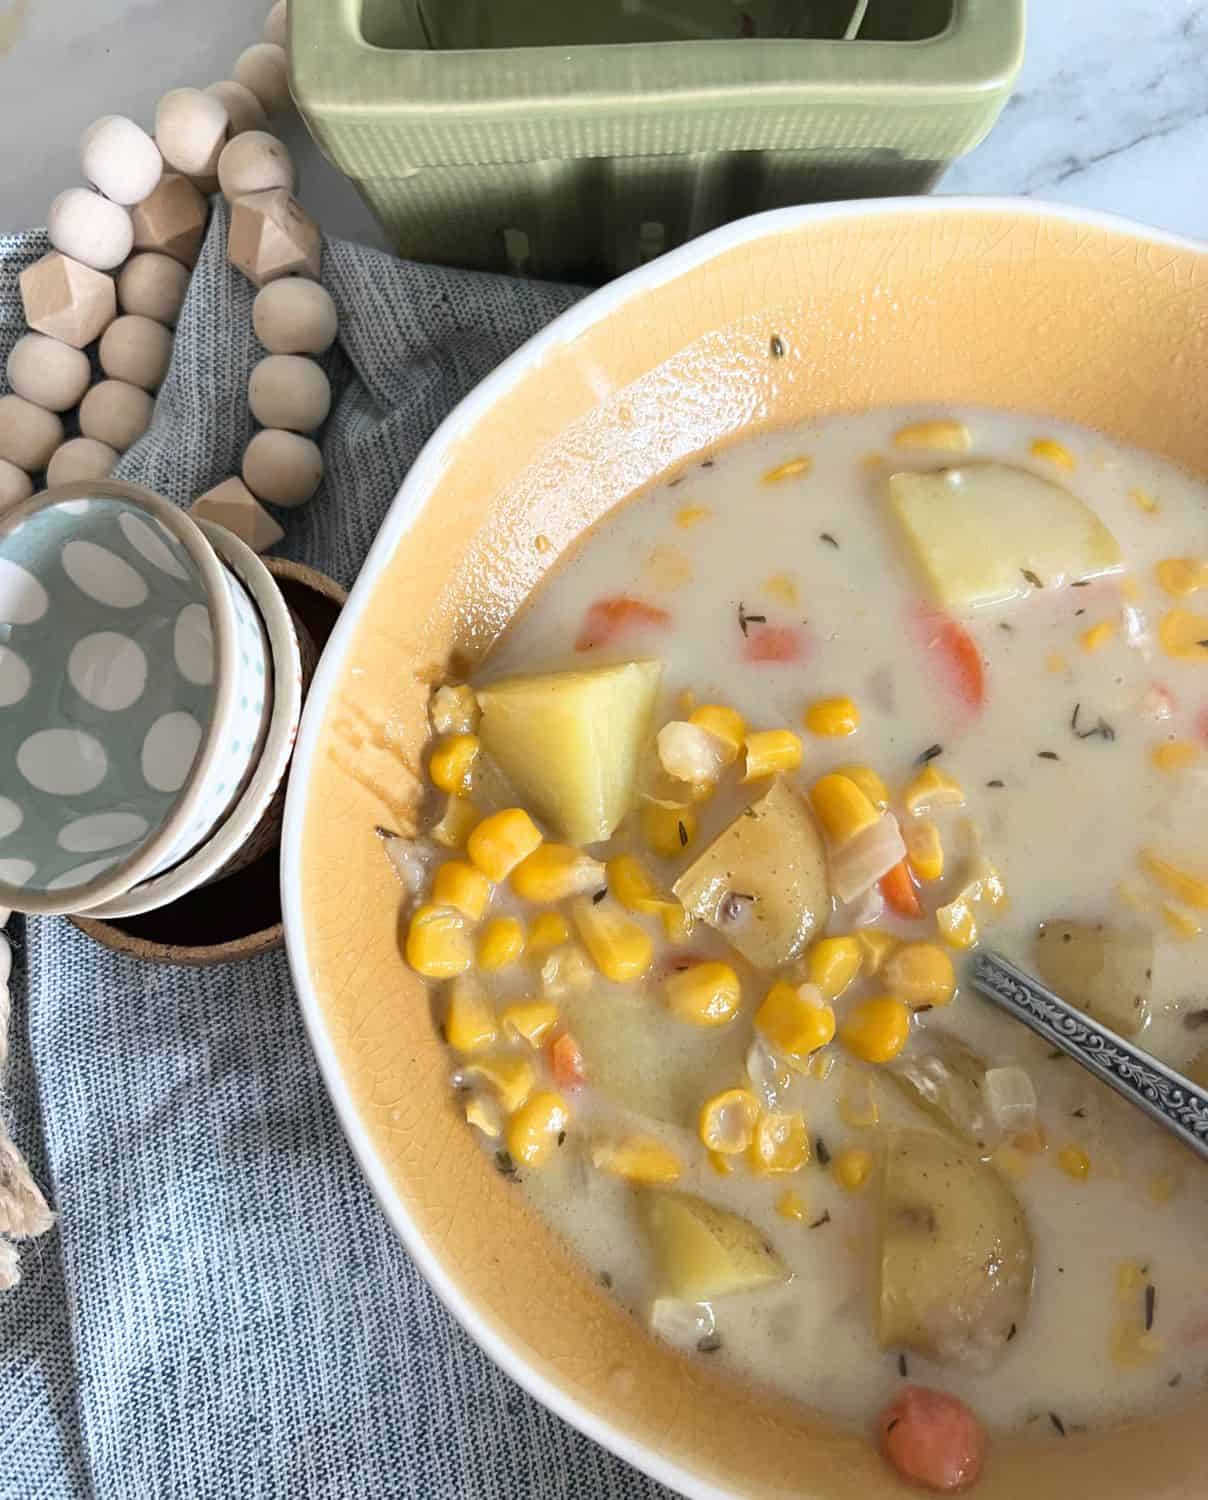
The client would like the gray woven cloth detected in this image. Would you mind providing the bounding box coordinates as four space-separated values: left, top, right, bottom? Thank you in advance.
0 202 671 1500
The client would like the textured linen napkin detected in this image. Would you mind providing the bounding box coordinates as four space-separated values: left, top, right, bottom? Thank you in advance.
0 200 672 1500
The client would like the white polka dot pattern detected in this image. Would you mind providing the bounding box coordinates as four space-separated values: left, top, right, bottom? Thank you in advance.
68 632 148 711
0 646 31 707
173 603 214 686
61 540 149 609
18 728 109 795
0 558 49 624
0 859 35 887
58 811 150 854
119 512 190 581
141 711 203 793
46 857 120 891
0 798 22 839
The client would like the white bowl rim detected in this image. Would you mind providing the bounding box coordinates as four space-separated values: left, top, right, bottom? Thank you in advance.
85 520 302 920
0 478 240 918
281 197 1208 1500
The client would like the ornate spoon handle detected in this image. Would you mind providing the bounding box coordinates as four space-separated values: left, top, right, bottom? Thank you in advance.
970 949 1208 1163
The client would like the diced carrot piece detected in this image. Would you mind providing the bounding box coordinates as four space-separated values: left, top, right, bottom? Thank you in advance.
880 859 924 920
575 595 671 652
911 604 986 714
742 624 810 664
548 1032 586 1089
879 1385 986 1493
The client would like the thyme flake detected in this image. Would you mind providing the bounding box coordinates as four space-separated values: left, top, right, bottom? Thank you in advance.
1050 1412 1066 1437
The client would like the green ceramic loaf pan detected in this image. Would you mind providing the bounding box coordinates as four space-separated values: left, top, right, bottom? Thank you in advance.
289 0 1025 281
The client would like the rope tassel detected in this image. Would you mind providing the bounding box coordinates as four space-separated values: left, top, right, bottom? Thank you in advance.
0 924 54 1288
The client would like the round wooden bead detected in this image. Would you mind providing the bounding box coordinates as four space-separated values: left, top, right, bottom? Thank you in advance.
80 115 163 206
243 428 322 507
252 278 337 355
0 395 64 472
204 80 268 137
79 380 154 453
46 437 118 486
117 252 189 327
155 88 229 179
5 333 92 412
46 188 133 272
0 458 33 505
233 43 290 117
264 1 288 46
218 132 295 202
248 354 330 432
99 314 174 392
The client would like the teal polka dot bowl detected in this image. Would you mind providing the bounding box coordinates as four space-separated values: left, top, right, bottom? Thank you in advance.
0 479 272 916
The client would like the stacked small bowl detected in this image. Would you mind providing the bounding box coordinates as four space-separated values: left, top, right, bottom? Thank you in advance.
0 479 301 918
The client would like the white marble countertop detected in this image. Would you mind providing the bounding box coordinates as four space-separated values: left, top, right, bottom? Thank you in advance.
0 0 1204 248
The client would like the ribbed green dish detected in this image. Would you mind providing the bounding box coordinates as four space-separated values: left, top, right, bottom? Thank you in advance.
290 0 1025 281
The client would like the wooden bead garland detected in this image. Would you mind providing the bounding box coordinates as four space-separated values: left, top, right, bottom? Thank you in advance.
5 0 337 559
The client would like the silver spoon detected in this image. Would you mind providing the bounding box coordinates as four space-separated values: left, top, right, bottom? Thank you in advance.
970 948 1208 1163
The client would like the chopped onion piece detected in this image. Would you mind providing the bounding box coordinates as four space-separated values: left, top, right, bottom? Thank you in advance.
656 720 727 789
383 835 435 903
649 1297 716 1348
984 1066 1038 1136
747 1036 794 1109
842 882 885 927
829 812 906 904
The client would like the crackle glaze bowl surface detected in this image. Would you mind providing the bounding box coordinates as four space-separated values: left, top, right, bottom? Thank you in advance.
282 200 1208 1500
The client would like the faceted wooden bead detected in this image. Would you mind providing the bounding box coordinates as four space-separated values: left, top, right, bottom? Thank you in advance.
252 278 337 355
117 253 189 327
131 174 209 266
204 81 268 137
47 188 134 272
0 396 64 472
190 476 284 552
79 380 154 453
233 43 291 116
99 315 174 392
0 458 33 505
46 437 118 486
6 333 92 412
242 428 322 508
155 88 229 179
218 132 295 202
19 252 117 349
80 115 163 206
227 189 319 288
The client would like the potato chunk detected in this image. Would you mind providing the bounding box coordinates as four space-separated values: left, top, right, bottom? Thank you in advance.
879 1130 1033 1370
888 462 1122 610
638 1189 787 1301
672 779 830 971
477 661 661 844
1033 920 1153 1037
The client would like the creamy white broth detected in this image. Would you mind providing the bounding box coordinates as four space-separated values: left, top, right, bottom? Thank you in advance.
433 405 1208 1439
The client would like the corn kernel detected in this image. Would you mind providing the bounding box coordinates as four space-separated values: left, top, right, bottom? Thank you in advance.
431 794 479 851
836 1069 880 1129
527 911 570 955
641 798 697 857
430 683 480 735
429 732 480 793
809 1048 836 1081
506 1090 569 1169
1046 651 1069 675
762 455 812 483
856 928 898 974
749 1111 810 1174
839 996 910 1064
743 729 803 781
511 843 605 903
1079 619 1117 653
901 763 966 816
805 696 860 738
406 903 473 979
500 1000 559 1047
461 1055 536 1113
607 854 688 940
1057 1145 1090 1181
432 860 491 921
591 1136 682 1184
904 818 944 883
444 978 497 1053
690 704 746 763
832 1147 874 1192
1156 557 1207 597
1158 608 1208 660
665 961 742 1027
990 1144 1032 1181
809 772 879 845
699 1088 761 1154
1130 485 1160 514
807 936 863 1000
883 942 956 1010
892 419 970 452
676 504 712 528
464 1095 501 1139
776 1190 807 1222
1151 740 1198 771
708 1150 734 1175
862 451 884 469
1163 904 1203 941
833 763 889 809
1140 849 1208 910
1030 437 1075 471
539 943 594 997
534 533 552 554
572 897 653 982
936 897 978 951
755 981 836 1061
478 916 526 972
764 571 799 606
467 808 542 881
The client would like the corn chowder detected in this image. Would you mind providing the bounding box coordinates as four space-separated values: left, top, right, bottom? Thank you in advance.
390 407 1208 1493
